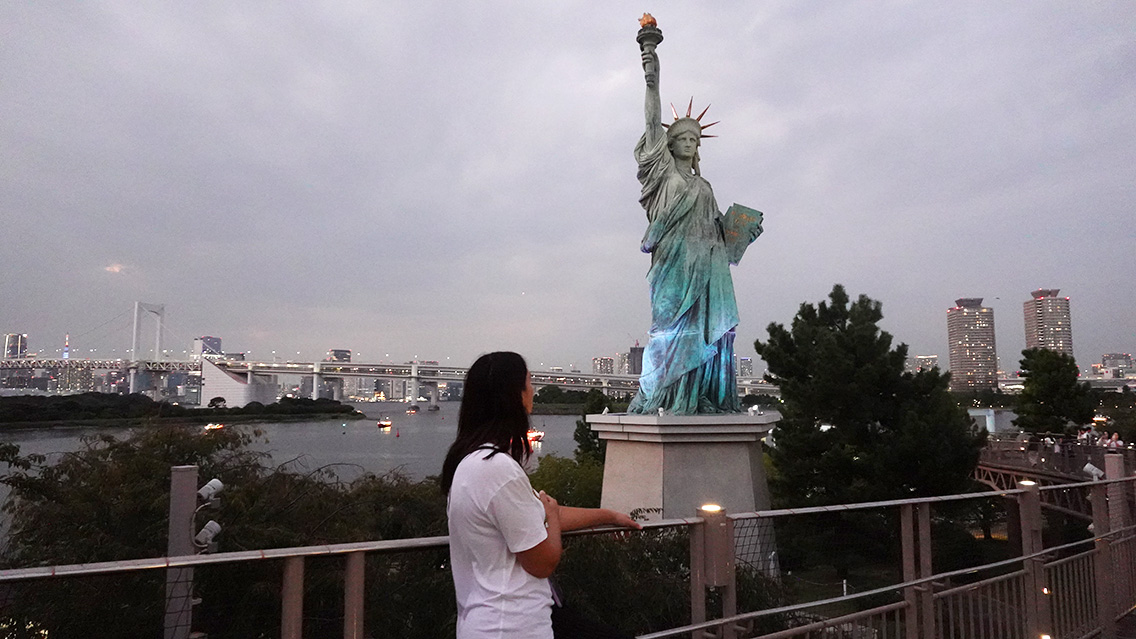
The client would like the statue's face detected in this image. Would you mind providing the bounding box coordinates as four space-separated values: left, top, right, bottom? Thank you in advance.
670 132 699 161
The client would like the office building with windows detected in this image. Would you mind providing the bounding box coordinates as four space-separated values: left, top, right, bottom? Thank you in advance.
947 298 997 392
592 357 615 375
4 334 28 359
737 357 754 377
1023 289 1073 357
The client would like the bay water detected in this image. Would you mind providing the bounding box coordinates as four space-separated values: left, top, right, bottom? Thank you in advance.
0 401 582 483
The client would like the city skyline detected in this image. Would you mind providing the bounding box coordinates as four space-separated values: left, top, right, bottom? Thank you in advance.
3 4 1134 375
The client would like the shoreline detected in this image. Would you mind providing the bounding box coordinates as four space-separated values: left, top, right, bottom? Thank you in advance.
0 411 368 430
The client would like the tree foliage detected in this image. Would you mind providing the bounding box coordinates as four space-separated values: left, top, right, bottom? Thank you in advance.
0 426 451 638
573 389 611 463
1097 387 1136 442
754 285 986 507
1013 348 1094 434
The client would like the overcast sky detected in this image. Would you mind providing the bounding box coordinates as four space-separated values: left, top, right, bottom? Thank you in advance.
2 2 1133 373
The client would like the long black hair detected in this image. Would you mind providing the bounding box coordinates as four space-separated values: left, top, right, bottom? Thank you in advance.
441 351 532 494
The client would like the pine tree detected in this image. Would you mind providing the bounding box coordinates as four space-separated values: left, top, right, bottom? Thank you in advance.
755 284 986 507
1013 348 1094 434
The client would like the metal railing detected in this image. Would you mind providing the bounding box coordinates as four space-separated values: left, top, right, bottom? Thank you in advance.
1 461 1134 638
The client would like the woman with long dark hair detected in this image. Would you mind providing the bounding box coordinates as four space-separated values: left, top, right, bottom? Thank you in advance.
443 351 639 639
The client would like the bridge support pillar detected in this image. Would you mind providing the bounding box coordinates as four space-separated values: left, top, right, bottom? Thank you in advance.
588 412 779 573
312 362 322 400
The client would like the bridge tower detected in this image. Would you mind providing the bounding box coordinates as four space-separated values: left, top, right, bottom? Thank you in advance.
129 302 165 394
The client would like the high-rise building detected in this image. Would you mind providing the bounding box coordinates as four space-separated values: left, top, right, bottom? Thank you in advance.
628 344 644 376
616 352 631 375
907 355 940 373
1099 353 1132 377
326 349 352 362
1023 289 1073 357
592 357 614 375
737 357 754 377
4 334 28 359
191 336 223 360
947 298 997 392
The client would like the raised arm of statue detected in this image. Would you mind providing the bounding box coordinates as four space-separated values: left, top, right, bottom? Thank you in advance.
642 47 662 147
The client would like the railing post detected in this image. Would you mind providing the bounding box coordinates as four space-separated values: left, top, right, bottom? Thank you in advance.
695 504 736 638
1091 481 1117 639
282 556 305 639
344 551 365 639
1018 480 1051 638
690 516 706 628
164 465 197 639
1104 453 1128 533
916 503 934 639
900 503 920 639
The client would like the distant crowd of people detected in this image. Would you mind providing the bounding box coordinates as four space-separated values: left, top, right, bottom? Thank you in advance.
1076 426 1126 449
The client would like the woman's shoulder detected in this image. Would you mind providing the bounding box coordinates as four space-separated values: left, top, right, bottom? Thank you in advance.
456 446 525 478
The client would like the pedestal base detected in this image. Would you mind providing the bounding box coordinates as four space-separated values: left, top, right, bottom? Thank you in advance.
588 412 778 520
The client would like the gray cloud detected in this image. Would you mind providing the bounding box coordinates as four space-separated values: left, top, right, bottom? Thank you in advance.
2 2 1133 372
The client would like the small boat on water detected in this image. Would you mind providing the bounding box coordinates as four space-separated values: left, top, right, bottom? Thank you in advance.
406 405 419 415
427 404 440 412
377 416 393 430
203 423 224 431
526 428 545 443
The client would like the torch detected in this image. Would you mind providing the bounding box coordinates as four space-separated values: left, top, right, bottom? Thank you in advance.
637 13 663 85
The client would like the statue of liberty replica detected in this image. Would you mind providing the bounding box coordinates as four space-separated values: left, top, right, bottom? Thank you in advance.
627 14 764 416
590 20 777 567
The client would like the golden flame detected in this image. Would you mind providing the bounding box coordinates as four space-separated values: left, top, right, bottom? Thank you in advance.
639 13 657 28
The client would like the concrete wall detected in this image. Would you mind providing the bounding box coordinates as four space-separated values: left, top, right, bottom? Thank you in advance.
201 359 277 407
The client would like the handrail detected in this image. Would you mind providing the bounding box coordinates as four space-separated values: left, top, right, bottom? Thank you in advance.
729 486 1029 520
0 516 697 583
639 523 1136 639
5 473 1132 584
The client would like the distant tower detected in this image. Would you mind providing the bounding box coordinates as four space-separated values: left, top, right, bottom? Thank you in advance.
628 342 644 376
63 334 70 360
914 355 939 372
3 334 28 359
1101 353 1132 372
325 349 352 362
1023 289 1073 357
592 357 615 375
191 336 223 361
947 298 998 392
738 357 754 377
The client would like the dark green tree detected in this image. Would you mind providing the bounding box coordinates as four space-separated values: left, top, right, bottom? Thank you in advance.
533 384 565 404
1097 387 1136 442
1013 348 1094 434
754 284 986 507
573 389 610 463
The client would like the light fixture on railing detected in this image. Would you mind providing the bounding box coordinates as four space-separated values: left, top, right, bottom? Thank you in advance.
194 520 222 552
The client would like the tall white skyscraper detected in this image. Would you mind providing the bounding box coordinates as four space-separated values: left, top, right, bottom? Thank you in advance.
947 298 997 392
1023 289 1073 357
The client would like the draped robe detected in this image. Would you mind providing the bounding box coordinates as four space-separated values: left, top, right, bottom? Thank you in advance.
628 127 741 415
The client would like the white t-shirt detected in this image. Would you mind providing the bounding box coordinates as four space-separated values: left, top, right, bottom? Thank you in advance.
448 447 553 639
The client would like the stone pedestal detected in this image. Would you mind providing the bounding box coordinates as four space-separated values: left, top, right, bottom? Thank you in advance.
589 411 781 574
588 412 778 519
